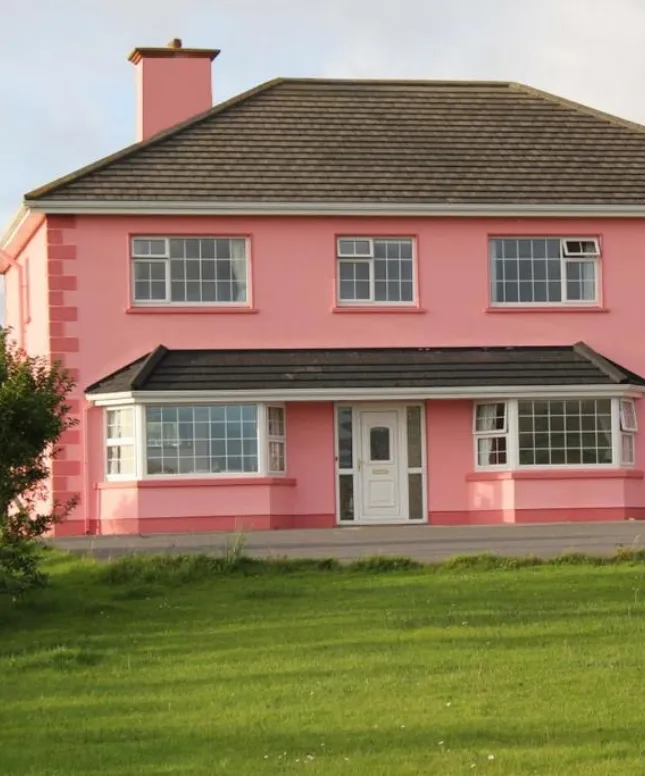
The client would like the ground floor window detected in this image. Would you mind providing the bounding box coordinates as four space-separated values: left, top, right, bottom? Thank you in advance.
474 398 637 469
104 403 286 479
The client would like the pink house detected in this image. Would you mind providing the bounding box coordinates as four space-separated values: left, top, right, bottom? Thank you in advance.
4 39 645 536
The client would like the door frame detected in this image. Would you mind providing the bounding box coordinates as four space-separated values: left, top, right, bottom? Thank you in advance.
334 402 428 525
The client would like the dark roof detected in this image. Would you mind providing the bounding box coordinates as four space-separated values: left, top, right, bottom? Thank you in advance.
26 79 645 206
85 343 645 394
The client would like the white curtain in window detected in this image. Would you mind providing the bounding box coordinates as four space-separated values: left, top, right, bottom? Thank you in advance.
597 411 612 447
231 240 247 302
478 403 498 432
478 438 493 466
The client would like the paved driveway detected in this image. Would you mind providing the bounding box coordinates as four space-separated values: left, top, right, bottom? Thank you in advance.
53 521 645 562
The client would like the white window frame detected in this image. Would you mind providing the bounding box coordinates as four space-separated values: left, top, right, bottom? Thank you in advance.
336 236 417 306
104 402 287 481
105 407 137 480
474 397 636 471
266 405 287 475
619 398 638 466
473 402 510 470
490 237 601 307
131 236 250 307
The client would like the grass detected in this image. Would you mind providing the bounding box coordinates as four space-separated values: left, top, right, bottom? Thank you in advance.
3 550 645 774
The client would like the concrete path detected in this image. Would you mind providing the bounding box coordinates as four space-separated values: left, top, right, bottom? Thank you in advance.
53 521 645 562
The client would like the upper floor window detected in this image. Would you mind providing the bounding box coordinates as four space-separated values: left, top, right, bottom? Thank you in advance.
490 238 600 306
131 237 248 305
337 238 415 305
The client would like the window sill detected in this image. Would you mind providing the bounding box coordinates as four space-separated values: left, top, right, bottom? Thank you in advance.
467 469 643 482
332 306 426 314
485 306 608 314
126 306 258 315
97 477 296 489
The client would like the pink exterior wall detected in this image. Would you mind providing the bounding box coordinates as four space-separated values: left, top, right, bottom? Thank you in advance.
3 265 20 340
23 222 50 357
8 212 645 534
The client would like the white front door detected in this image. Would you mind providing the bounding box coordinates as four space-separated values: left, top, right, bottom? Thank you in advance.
358 410 406 521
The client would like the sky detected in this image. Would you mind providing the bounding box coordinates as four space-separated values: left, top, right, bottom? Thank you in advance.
2 0 645 308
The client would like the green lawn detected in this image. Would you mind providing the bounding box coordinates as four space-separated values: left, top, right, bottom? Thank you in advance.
2 552 645 775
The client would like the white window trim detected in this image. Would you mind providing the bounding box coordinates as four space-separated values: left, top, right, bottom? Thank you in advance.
131 236 251 307
619 398 638 466
490 236 601 308
473 402 510 470
105 407 137 481
474 398 635 471
105 402 287 481
266 404 287 475
336 236 417 306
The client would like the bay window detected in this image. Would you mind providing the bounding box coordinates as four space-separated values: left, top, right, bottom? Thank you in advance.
475 398 637 469
105 403 286 479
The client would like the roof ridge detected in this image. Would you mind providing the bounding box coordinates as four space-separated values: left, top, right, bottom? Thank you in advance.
24 77 286 201
280 77 514 87
572 341 631 383
131 344 169 390
509 82 645 136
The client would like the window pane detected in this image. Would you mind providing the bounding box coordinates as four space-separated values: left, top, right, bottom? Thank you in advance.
476 403 506 432
492 238 570 304
566 260 596 301
372 240 413 303
370 427 391 461
269 440 285 473
406 407 422 468
339 474 354 521
338 260 371 301
145 405 258 475
620 399 638 432
107 408 133 439
517 399 613 466
621 433 636 465
136 238 247 304
268 406 285 437
408 473 423 519
477 437 507 466
107 444 135 475
337 408 353 470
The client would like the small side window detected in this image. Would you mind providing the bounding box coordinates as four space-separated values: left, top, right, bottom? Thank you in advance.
474 402 508 468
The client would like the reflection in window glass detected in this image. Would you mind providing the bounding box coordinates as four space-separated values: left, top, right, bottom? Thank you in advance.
408 473 423 519
406 407 422 468
339 474 354 521
337 408 353 469
370 426 391 461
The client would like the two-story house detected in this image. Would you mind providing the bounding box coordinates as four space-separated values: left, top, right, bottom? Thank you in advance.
3 39 645 536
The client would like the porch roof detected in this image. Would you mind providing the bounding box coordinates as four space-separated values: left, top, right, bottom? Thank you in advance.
85 342 645 395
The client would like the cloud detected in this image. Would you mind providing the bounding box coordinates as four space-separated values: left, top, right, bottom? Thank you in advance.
2 0 645 232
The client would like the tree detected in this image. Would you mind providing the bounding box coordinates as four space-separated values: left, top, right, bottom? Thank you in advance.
0 329 78 593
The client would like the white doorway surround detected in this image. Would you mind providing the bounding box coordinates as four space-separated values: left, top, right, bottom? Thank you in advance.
335 404 426 525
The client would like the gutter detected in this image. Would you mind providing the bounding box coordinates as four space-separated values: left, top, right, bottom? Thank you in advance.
24 200 645 218
85 383 645 405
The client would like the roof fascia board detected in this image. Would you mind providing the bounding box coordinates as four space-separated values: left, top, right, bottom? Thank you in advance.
87 384 645 405
0 206 30 250
26 200 645 218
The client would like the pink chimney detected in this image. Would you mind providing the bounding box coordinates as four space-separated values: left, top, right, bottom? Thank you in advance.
128 38 220 142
